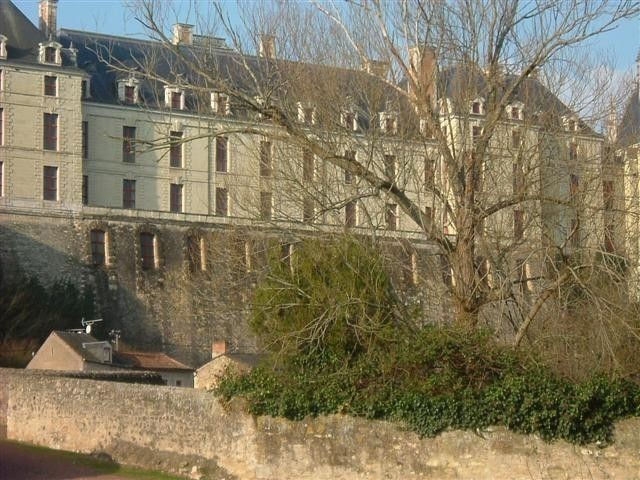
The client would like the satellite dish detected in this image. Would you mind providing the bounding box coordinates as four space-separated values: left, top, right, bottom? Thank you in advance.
86 324 92 334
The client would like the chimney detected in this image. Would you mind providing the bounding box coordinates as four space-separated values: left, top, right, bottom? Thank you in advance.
408 45 437 107
39 0 59 39
172 23 194 46
212 340 227 358
259 34 276 59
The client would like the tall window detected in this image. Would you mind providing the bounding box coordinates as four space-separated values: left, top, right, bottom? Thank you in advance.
511 130 521 149
123 179 136 209
472 125 481 143
0 107 3 145
570 217 580 247
514 209 524 240
569 143 578 162
90 229 106 266
344 150 355 184
82 175 88 205
345 200 357 227
303 149 314 182
215 187 228 216
260 141 272 177
386 203 398 231
81 79 89 99
570 174 579 200
123 126 136 162
124 85 135 105
140 232 156 270
44 46 56 63
384 154 396 180
43 113 58 151
169 131 183 168
0 161 3 197
216 136 228 172
303 197 314 223
187 235 205 272
82 121 88 159
43 166 58 201
603 180 614 211
170 183 183 213
424 157 435 186
604 223 615 253
171 91 182 110
44 75 57 96
513 162 525 195
260 191 272 220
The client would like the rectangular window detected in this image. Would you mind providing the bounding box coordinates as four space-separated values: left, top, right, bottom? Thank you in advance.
511 130 521 149
570 174 579 199
82 121 88 159
90 229 106 266
216 136 228 172
123 179 136 209
43 166 58 201
424 157 435 186
386 203 398 231
384 154 396 180
385 116 396 134
123 126 136 162
0 107 3 145
570 217 580 247
344 150 355 184
186 235 204 273
343 111 355 130
513 163 525 195
140 232 155 270
514 209 524 240
345 200 357 227
603 180 614 211
303 149 314 182
472 125 481 142
0 161 3 197
169 131 183 168
215 187 228 216
44 75 57 96
171 91 182 110
569 143 578 162
260 191 272 220
43 113 58 151
81 79 88 99
82 175 88 205
604 223 615 253
44 46 56 63
303 197 314 223
472 101 481 114
260 141 272 177
170 183 183 213
124 85 135 104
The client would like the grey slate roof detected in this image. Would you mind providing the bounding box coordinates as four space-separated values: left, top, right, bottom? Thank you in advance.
0 0 45 60
618 87 640 147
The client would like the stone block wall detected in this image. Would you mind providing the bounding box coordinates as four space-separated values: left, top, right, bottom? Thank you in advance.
0 208 451 367
2 368 640 480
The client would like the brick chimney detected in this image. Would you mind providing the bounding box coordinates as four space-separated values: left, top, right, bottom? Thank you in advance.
259 34 276 59
39 0 59 39
212 340 227 358
172 23 194 46
408 45 437 107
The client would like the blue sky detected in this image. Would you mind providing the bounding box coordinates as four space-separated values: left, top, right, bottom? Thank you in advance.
13 0 640 74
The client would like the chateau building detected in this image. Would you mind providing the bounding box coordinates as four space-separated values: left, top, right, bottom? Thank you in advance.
0 0 613 363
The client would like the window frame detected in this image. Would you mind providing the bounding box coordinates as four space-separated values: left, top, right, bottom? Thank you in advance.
90 229 106 266
170 183 183 213
215 136 228 172
43 165 58 201
122 126 136 163
215 187 228 216
169 131 183 168
123 179 136 209
259 140 272 177
44 75 57 96
140 232 156 270
43 113 58 151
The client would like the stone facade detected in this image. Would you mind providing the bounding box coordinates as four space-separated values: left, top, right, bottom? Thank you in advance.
2 368 640 480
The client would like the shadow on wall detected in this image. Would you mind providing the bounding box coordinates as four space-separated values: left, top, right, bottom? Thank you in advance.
0 221 161 354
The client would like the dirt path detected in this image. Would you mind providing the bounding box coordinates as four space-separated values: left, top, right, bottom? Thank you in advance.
0 441 179 480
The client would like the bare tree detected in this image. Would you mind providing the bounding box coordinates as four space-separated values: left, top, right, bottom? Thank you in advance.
99 0 639 350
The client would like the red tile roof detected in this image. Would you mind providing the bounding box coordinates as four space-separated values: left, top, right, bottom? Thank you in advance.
116 351 193 371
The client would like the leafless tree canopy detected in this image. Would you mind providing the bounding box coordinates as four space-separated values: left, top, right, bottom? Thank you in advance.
111 0 640 363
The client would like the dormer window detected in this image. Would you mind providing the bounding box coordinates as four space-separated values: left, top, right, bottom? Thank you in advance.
38 41 62 66
341 111 357 131
0 35 7 60
507 102 524 121
211 92 230 115
471 98 485 115
563 115 579 132
379 112 397 134
117 77 140 105
165 86 185 110
297 103 316 125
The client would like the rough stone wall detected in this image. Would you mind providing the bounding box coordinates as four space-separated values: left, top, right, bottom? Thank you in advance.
0 209 451 367
2 368 640 480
